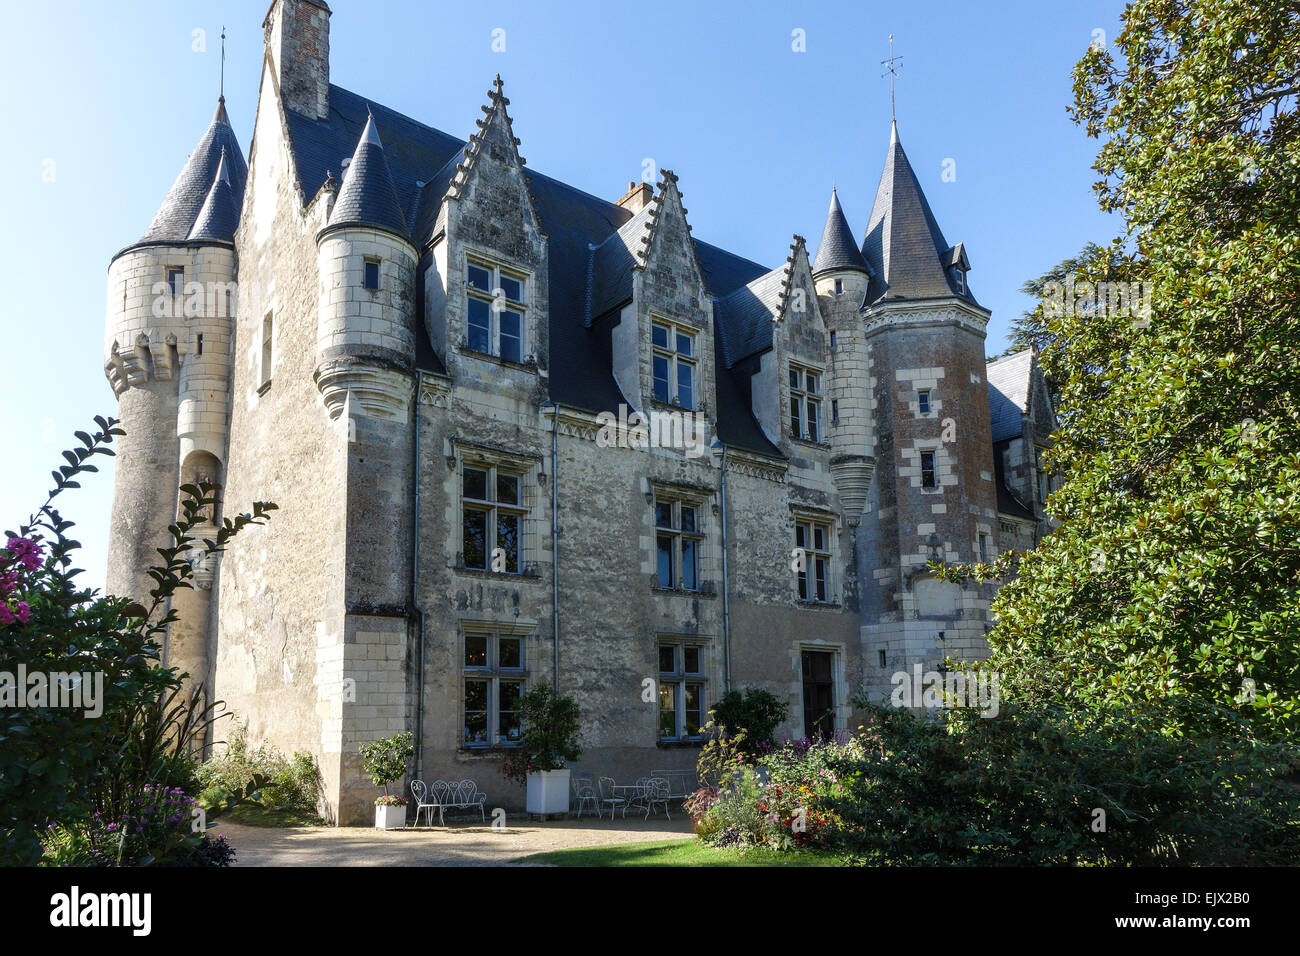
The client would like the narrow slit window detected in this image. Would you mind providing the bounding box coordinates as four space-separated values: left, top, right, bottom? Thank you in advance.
260 313 273 388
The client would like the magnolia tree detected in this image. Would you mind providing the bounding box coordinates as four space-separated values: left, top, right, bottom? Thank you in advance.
935 0 1300 749
0 416 276 865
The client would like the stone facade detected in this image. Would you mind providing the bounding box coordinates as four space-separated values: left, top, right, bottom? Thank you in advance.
102 0 1054 825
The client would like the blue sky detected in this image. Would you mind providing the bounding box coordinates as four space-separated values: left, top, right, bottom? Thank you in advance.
0 0 1127 594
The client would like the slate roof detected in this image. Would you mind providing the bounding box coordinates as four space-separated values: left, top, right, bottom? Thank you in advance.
187 149 240 243
137 98 247 247
993 449 1037 520
714 265 787 367
324 114 410 240
812 188 869 277
282 83 781 454
586 202 654 323
860 123 977 306
986 348 1034 442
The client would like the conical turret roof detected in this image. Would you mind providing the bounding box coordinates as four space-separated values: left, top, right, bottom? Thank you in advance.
860 122 974 304
324 113 410 241
186 148 240 242
139 97 247 245
812 187 869 277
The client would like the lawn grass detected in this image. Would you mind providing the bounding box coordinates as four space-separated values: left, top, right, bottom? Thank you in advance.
216 802 325 828
518 837 842 867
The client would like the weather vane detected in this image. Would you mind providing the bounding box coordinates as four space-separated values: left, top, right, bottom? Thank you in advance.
881 34 903 123
220 26 227 100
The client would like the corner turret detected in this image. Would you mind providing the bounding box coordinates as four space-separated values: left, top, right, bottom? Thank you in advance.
103 96 245 696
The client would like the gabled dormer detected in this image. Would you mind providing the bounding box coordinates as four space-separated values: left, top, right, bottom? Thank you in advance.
714 236 827 452
423 75 549 378
591 170 715 422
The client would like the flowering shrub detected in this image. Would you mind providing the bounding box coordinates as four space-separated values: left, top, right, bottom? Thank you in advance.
374 795 408 807
42 785 235 867
1 416 275 865
693 738 849 852
689 703 1300 864
0 534 40 625
755 781 838 851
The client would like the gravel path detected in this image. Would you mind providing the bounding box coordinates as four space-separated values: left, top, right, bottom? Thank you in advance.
215 814 694 867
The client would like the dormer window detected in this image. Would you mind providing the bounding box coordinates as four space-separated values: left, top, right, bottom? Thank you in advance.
952 268 966 295
652 321 695 409
466 258 526 364
789 364 822 442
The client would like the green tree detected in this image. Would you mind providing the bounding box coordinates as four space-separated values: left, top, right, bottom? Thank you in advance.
965 0 1300 743
1005 241 1112 356
358 731 414 798
500 685 583 784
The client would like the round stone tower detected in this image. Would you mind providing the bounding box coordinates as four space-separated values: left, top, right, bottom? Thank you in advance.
314 113 417 421
813 186 877 527
104 97 246 689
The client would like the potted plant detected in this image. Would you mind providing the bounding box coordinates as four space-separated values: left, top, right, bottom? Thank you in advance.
359 731 413 829
501 685 582 815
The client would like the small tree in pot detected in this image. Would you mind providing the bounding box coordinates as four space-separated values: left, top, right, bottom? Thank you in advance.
501 685 582 815
359 731 413 829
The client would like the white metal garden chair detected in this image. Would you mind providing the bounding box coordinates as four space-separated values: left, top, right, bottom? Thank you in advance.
598 776 627 820
410 780 439 828
645 777 672 820
571 775 599 819
627 776 652 818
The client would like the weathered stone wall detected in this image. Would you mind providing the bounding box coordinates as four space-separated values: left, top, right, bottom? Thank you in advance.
215 62 348 818
105 241 237 693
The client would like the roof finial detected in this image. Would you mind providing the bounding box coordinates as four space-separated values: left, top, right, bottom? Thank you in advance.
219 25 226 102
881 34 903 125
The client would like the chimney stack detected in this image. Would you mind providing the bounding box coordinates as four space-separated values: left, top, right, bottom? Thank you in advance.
264 0 331 121
617 181 653 214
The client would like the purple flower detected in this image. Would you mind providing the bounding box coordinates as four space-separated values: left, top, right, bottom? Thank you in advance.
5 536 43 573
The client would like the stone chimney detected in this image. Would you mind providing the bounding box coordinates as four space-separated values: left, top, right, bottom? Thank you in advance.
617 181 653 214
264 0 331 121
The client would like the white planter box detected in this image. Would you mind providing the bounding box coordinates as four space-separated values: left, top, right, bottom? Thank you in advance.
375 803 407 829
526 769 571 815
